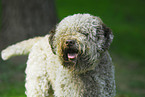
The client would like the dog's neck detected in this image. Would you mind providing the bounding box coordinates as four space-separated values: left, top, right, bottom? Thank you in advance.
75 51 114 96
53 51 115 97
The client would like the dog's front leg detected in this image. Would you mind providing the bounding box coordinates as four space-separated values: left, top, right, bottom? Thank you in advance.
25 41 50 97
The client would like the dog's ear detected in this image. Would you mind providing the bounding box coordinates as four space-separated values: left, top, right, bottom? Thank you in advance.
102 24 114 51
97 24 113 52
49 28 56 54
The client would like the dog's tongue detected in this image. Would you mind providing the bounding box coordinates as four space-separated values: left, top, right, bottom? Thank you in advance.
68 53 77 59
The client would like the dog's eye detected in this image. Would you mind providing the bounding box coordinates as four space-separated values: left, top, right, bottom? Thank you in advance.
96 29 104 36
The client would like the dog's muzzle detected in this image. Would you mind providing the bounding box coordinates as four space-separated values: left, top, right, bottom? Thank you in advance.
63 40 79 62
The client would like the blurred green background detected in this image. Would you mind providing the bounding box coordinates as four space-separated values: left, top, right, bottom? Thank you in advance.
0 0 145 97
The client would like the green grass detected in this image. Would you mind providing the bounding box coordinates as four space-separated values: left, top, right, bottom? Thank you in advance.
0 60 26 97
113 54 145 97
0 82 26 97
0 0 145 96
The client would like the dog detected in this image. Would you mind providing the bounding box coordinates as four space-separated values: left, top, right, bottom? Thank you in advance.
1 13 115 97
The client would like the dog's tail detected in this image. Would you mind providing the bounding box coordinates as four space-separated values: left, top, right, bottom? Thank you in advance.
1 37 43 60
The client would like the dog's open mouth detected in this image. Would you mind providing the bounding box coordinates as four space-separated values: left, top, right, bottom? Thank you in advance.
63 48 78 62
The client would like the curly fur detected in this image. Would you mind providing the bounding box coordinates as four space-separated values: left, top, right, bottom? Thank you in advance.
1 13 115 97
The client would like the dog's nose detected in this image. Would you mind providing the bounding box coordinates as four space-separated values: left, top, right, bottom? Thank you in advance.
66 40 75 46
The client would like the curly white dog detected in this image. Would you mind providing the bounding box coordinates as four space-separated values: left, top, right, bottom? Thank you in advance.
1 13 115 97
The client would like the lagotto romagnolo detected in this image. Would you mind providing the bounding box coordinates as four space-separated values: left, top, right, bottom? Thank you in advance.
1 13 116 97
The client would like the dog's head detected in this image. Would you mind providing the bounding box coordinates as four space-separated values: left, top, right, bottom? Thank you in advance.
49 14 113 73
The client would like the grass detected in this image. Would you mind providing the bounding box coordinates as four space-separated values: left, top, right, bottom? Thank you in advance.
0 60 26 97
113 54 145 97
0 82 26 97
0 0 145 96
